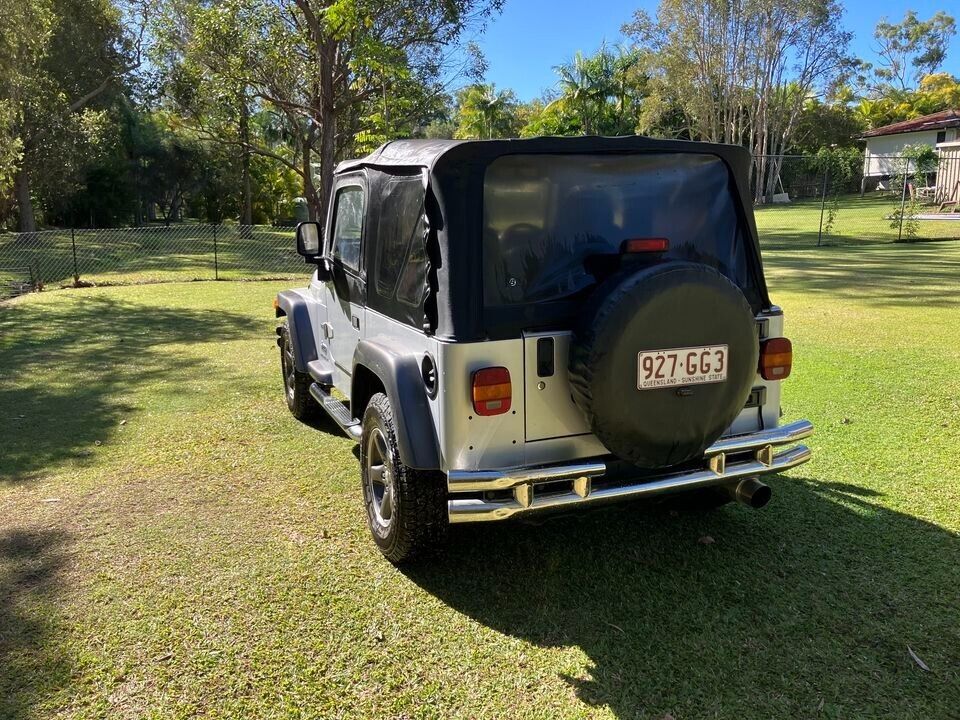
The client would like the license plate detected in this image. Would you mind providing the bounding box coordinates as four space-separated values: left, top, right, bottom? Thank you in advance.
637 345 728 390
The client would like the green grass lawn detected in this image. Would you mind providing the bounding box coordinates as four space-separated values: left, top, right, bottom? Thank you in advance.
2 244 959 718
0 225 305 290
754 192 960 247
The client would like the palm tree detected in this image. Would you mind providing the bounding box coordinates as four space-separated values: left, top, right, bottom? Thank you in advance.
551 44 641 135
454 84 520 140
552 50 602 134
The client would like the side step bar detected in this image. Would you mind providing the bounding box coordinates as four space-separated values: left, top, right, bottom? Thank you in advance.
309 383 362 441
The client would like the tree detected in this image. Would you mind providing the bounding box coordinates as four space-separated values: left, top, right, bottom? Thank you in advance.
625 0 853 203
793 92 865 153
869 11 957 92
157 0 502 222
0 103 24 200
519 96 582 137
912 73 960 114
519 45 648 138
454 84 521 139
854 73 960 129
1 0 142 231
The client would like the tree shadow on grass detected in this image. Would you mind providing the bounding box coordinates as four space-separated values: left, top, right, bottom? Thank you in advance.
405 478 960 718
0 528 72 720
0 295 259 484
762 244 960 308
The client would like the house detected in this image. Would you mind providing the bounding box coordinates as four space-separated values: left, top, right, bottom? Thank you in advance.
860 110 960 197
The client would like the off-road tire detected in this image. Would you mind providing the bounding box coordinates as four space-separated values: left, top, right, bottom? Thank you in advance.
361 393 447 563
279 320 318 421
569 261 758 468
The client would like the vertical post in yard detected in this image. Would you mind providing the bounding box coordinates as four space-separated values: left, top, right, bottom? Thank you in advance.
71 227 79 283
897 159 909 242
817 163 828 247
213 224 219 280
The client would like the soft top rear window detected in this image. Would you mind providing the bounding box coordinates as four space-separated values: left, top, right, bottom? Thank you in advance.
482 153 758 307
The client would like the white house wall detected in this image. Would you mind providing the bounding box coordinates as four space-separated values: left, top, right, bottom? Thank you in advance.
863 129 958 177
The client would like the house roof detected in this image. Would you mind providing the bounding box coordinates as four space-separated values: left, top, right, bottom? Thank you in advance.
861 110 960 139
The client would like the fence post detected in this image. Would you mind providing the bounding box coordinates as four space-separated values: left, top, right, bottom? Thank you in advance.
71 227 79 282
897 160 909 242
213 224 219 280
817 163 829 247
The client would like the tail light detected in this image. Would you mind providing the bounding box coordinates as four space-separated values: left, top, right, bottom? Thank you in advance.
621 237 669 253
759 337 792 380
472 367 511 416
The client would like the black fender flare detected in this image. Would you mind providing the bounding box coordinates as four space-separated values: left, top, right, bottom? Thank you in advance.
274 290 317 373
352 340 441 471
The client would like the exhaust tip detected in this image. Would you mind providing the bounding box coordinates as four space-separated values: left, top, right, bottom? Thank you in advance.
732 478 771 509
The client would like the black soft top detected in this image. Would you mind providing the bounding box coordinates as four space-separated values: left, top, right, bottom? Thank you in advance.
335 138 465 173
337 136 771 341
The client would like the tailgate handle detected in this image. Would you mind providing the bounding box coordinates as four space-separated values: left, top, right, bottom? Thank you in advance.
536 337 555 377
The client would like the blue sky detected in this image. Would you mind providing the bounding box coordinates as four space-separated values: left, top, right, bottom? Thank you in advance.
472 0 960 101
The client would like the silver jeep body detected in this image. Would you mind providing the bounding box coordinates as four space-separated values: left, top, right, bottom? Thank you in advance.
277 137 812 529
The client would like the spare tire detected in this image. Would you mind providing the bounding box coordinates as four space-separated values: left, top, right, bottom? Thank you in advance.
570 261 758 468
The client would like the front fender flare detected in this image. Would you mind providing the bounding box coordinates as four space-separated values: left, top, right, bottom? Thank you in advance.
274 290 317 373
353 340 440 471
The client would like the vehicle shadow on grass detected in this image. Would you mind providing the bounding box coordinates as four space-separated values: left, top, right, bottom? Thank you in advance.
0 295 258 484
0 528 72 720
405 478 960 718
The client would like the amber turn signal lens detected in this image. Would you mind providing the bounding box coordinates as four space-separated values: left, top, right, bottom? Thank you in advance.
472 367 512 416
759 337 793 380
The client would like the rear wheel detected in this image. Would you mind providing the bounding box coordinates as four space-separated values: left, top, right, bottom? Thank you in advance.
278 320 317 421
360 393 447 563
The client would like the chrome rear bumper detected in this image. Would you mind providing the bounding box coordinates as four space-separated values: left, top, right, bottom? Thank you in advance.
447 419 813 523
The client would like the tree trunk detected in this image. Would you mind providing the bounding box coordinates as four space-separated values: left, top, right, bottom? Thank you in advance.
239 95 253 227
317 108 336 223
316 38 338 225
14 166 36 232
302 139 319 221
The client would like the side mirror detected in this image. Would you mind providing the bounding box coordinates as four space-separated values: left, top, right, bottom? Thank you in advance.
296 221 322 257
295 221 331 280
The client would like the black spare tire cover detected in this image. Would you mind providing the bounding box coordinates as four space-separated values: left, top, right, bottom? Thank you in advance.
570 261 758 468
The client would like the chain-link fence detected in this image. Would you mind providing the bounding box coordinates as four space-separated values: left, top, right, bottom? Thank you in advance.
0 224 308 297
4 154 960 300
754 154 960 247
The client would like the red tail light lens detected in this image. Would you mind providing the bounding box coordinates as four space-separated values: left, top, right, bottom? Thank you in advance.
621 237 669 253
472 367 512 416
759 337 793 380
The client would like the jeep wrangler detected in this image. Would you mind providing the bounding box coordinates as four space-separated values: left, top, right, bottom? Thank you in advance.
276 136 813 563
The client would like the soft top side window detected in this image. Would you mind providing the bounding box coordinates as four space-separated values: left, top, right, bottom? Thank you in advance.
375 176 427 307
331 185 364 271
